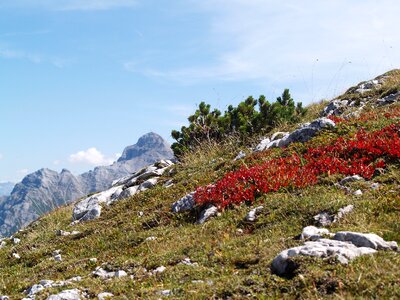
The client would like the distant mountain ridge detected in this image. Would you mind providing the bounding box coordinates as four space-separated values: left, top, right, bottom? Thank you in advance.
0 132 174 236
0 182 14 196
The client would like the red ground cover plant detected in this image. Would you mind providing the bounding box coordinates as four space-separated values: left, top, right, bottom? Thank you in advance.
194 122 400 209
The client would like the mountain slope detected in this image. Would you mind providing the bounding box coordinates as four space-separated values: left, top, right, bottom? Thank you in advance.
0 70 399 299
0 132 173 237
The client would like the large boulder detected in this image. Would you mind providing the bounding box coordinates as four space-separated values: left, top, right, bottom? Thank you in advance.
271 239 376 276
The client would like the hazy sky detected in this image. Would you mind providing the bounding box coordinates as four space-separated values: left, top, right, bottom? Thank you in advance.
1 0 399 182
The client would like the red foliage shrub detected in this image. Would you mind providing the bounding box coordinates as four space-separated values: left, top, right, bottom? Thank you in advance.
194 122 400 209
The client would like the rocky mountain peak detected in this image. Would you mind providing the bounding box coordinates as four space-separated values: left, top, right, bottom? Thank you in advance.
118 132 173 162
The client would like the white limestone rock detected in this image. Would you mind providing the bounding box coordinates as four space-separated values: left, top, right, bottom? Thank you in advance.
54 254 62 262
47 289 81 300
117 185 139 200
159 290 172 296
114 270 128 278
26 284 45 296
377 92 400 106
98 292 114 300
254 138 271 152
322 99 349 116
197 205 218 224
340 175 364 185
153 266 166 274
300 226 331 240
138 178 158 192
180 258 198 267
245 206 264 222
0 296 9 300
234 151 246 161
353 189 363 196
171 192 196 213
333 232 398 251
355 79 381 93
12 253 20 259
271 239 376 276
313 212 334 227
334 205 354 222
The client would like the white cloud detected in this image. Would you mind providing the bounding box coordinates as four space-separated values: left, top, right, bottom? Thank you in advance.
2 0 138 11
69 147 115 166
129 0 400 102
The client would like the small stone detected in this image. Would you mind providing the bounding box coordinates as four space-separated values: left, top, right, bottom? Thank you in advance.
114 270 128 278
54 254 62 262
254 138 271 152
89 258 98 263
39 280 54 287
334 205 354 222
159 290 171 297
56 230 70 236
353 189 363 196
370 183 380 190
197 205 218 224
245 206 263 222
153 266 166 274
12 253 20 259
145 236 157 241
98 292 114 300
340 175 364 185
171 192 196 213
0 296 10 300
300 226 330 240
26 284 45 296
53 249 61 256
180 258 198 267
46 288 81 300
191 280 205 284
163 180 174 188
236 229 244 234
234 151 246 161
12 238 21 244
313 211 334 227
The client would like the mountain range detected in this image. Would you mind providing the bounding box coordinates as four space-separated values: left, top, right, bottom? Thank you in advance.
0 132 173 237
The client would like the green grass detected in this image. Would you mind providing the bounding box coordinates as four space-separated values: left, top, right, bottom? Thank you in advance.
0 72 399 299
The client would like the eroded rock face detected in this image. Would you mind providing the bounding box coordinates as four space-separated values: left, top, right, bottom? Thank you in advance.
73 160 174 222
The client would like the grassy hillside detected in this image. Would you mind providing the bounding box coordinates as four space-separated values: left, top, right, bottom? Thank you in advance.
0 71 399 299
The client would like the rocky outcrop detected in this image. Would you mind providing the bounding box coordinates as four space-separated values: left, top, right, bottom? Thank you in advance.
0 133 174 237
254 118 335 152
272 229 398 276
73 160 174 222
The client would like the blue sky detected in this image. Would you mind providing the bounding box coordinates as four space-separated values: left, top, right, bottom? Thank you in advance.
1 0 400 182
